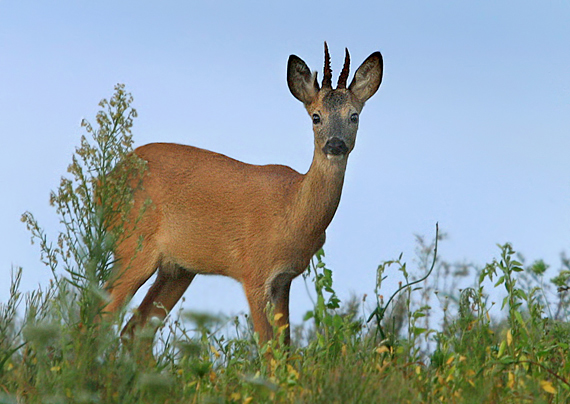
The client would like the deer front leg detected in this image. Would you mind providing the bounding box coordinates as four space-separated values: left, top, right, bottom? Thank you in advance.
243 273 293 346
268 273 292 346
243 282 273 344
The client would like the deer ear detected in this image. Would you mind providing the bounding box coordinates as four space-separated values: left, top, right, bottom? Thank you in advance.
287 55 320 105
349 51 383 103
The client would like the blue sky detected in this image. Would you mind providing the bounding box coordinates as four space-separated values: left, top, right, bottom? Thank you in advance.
1 1 569 324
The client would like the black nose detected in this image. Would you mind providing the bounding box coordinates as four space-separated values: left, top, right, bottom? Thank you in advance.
322 137 348 156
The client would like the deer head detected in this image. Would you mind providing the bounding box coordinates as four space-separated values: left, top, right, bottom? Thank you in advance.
287 42 383 161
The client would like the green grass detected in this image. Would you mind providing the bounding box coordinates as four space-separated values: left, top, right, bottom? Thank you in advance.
1 85 569 403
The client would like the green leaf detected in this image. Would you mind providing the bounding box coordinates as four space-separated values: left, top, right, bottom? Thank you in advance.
411 327 427 335
514 311 525 327
497 340 507 357
494 276 505 287
332 314 343 329
303 310 314 321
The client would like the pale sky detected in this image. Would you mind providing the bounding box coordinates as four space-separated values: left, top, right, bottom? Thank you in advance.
1 1 569 324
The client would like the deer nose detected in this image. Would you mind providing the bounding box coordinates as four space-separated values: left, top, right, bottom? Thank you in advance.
322 137 348 156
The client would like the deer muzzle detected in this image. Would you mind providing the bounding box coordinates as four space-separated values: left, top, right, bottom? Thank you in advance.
322 137 349 156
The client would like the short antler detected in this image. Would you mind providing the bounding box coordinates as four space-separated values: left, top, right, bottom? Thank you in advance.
337 48 350 89
322 42 333 89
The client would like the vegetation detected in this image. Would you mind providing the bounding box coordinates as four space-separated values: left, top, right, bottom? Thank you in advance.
1 85 569 403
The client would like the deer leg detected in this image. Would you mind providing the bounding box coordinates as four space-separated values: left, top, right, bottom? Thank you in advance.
243 273 293 346
243 282 273 344
268 273 292 346
122 264 196 337
104 243 161 319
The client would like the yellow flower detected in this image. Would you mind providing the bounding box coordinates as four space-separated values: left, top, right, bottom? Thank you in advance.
375 346 389 354
540 380 556 394
210 345 221 358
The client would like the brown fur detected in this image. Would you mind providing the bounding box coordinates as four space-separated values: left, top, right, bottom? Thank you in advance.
104 44 383 345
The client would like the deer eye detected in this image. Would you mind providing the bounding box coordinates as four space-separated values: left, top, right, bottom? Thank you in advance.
312 114 321 125
350 113 359 123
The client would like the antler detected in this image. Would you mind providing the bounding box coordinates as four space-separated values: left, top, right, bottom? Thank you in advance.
322 42 332 89
337 48 350 89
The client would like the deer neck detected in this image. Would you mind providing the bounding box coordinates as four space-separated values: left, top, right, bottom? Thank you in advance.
290 152 348 237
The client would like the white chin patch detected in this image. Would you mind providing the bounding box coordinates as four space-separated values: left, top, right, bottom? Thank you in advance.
326 154 345 161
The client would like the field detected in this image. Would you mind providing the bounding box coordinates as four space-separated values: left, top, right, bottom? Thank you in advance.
1 86 569 403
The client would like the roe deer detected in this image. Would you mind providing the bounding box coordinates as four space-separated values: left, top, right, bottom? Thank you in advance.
105 43 383 345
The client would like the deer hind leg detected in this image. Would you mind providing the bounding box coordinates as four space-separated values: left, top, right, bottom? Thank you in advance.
122 263 196 338
244 273 293 346
103 241 161 319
